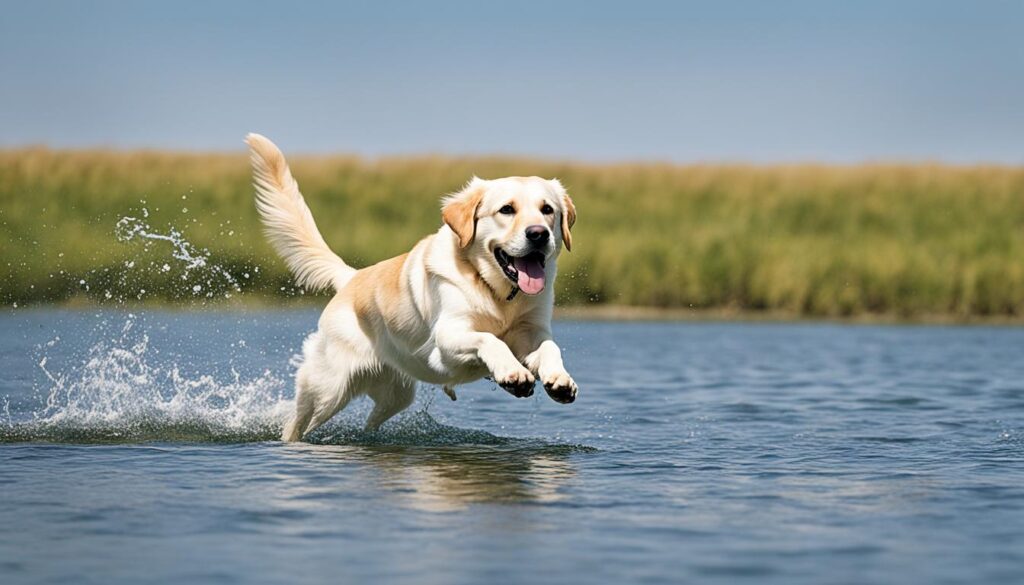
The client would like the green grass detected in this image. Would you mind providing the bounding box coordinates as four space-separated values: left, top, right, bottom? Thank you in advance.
2 147 1024 318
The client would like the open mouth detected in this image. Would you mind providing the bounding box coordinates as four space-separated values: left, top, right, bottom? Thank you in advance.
494 248 546 295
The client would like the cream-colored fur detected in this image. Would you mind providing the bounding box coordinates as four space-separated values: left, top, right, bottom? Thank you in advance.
245 134 579 442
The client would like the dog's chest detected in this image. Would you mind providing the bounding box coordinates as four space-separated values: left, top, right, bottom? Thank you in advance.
471 304 528 340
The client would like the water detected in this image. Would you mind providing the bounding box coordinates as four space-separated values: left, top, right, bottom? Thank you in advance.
1 309 1023 584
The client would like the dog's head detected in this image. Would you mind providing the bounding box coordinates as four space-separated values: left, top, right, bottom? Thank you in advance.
442 176 576 297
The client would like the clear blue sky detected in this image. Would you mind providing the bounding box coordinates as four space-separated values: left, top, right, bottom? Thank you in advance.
2 0 1021 163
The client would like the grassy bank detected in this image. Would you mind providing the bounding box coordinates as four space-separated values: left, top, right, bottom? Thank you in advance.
2 148 1023 318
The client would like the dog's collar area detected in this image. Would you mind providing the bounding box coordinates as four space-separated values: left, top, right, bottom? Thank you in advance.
506 286 519 301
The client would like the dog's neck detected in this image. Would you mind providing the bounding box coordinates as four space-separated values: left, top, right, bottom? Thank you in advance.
469 251 520 303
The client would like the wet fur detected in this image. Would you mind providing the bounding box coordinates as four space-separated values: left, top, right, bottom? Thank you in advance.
246 134 578 441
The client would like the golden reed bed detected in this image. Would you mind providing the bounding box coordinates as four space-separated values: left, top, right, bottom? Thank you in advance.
2 148 1023 320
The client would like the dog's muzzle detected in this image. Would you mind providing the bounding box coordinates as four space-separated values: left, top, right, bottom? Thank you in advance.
494 247 546 296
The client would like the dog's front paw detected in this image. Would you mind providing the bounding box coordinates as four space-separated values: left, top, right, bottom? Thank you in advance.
543 371 578 404
494 365 535 398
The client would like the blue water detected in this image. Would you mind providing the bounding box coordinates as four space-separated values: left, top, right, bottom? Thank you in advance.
1 309 1023 584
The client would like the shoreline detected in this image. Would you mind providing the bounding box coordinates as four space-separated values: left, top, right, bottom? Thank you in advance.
7 298 1023 326
554 305 1024 326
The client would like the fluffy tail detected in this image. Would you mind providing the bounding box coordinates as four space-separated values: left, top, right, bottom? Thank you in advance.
246 133 355 292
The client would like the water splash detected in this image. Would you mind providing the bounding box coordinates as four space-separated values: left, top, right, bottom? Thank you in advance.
307 409 520 447
113 213 242 300
2 314 292 444
0 313 573 448
0 207 298 441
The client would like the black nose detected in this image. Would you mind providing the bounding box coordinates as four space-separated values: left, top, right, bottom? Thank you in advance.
525 225 550 245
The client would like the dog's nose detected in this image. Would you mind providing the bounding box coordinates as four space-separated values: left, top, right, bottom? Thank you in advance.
525 225 550 245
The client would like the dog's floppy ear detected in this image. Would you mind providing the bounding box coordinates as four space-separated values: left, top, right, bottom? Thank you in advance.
561 193 577 251
551 179 576 252
442 177 487 248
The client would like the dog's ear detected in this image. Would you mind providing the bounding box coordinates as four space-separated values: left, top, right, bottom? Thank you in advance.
442 178 486 248
551 179 576 252
561 193 577 251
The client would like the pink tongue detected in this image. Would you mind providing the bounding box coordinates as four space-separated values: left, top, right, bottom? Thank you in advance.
513 256 546 295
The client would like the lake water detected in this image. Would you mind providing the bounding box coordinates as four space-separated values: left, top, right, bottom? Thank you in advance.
1 309 1022 584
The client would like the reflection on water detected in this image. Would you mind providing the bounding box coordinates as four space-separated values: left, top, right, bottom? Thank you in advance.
283 442 582 511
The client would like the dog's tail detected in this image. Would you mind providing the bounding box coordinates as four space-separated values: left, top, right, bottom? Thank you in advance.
245 133 356 292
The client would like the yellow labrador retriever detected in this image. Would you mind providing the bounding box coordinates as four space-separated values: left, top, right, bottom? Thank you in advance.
246 134 579 441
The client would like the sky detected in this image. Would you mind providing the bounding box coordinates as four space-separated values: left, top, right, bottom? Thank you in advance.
1 0 1022 163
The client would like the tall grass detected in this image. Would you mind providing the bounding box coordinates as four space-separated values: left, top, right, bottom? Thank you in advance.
2 147 1023 318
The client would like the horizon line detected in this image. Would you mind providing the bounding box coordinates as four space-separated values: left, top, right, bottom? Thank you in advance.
3 142 1021 169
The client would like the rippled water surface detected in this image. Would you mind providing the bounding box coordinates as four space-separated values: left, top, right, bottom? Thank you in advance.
1 309 1023 584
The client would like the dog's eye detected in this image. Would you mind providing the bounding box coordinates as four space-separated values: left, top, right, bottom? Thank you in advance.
540 203 554 215
498 204 516 215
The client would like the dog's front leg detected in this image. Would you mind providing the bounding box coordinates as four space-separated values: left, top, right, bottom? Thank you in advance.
434 320 536 398
510 328 578 404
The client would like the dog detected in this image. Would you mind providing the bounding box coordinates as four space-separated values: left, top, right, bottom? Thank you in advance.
245 134 579 441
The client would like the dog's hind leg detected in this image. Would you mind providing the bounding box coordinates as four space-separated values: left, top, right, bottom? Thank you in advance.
281 376 316 442
282 369 362 442
281 334 369 442
303 383 356 439
365 371 416 432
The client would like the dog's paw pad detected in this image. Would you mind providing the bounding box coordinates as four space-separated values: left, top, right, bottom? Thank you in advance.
500 379 535 398
543 373 578 404
496 369 536 398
